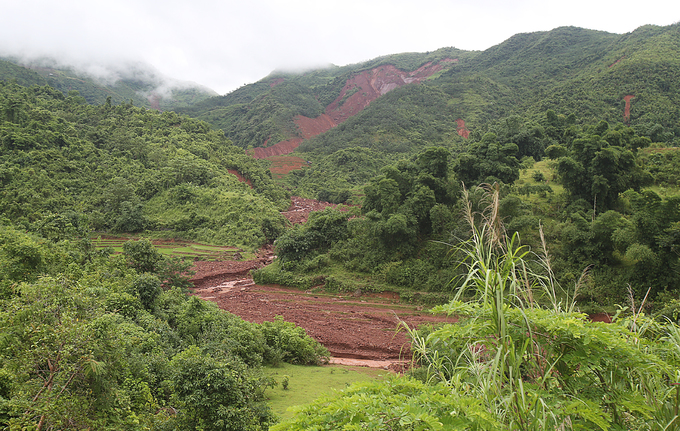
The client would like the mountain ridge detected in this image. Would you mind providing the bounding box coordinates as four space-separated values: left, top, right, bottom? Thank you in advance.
251 59 459 158
180 23 679 159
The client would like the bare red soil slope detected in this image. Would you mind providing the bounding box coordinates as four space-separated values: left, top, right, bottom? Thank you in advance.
456 118 470 139
253 138 304 159
624 95 635 124
227 169 253 187
268 155 308 179
253 60 458 159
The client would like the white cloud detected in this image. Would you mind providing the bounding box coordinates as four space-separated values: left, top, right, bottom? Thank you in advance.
0 0 678 94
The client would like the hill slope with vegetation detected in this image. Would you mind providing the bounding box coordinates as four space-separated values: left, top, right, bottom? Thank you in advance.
0 81 288 249
0 69 329 430
273 188 680 430
0 57 217 110
242 23 680 312
3 22 680 430
181 24 680 158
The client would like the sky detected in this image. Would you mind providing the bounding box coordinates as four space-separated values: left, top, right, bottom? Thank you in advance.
1 0 678 95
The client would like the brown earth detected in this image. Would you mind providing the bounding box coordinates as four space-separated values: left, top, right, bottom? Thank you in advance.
148 93 161 111
295 113 337 139
191 277 454 369
270 78 285 88
624 95 635 124
227 169 253 187
253 138 304 159
268 155 308 179
189 194 613 368
190 196 453 369
609 56 625 67
456 118 470 139
280 196 353 224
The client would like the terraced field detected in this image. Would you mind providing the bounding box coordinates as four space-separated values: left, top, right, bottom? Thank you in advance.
91 236 250 260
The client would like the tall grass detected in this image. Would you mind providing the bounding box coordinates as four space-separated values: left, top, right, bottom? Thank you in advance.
402 183 680 430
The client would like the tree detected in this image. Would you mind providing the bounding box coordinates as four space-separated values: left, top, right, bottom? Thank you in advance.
273 186 680 430
553 132 652 211
454 133 520 186
123 239 163 273
170 346 275 431
275 207 356 266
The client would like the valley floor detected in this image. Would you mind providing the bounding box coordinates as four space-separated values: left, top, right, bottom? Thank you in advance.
190 258 453 370
189 196 453 369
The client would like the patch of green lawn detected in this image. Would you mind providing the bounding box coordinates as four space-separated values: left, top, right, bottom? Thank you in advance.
264 363 388 420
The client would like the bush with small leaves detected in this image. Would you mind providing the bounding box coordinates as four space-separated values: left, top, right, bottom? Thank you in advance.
132 273 162 310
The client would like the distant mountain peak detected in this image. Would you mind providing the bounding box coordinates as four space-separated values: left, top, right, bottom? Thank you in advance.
0 56 217 110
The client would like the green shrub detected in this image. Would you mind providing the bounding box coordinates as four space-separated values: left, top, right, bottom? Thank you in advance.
251 261 315 289
123 239 163 273
381 259 436 289
261 316 329 365
0 225 48 294
104 291 142 319
531 169 546 182
323 276 353 292
132 273 162 310
169 346 275 431
271 377 490 430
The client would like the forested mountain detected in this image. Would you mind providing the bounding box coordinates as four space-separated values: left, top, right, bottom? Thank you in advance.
0 77 336 428
236 23 680 312
0 57 217 110
0 81 287 249
181 24 680 157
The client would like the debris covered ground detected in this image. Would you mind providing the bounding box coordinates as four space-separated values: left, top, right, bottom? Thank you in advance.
190 197 453 369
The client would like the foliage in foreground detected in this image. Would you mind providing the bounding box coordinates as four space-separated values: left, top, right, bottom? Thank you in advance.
0 226 328 429
274 186 680 430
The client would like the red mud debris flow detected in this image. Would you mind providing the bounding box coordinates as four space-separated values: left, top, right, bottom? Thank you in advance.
270 78 285 87
227 169 253 187
191 245 274 290
253 138 304 159
189 196 451 368
268 155 308 179
280 196 341 224
609 56 625 67
623 95 635 124
456 118 470 139
253 60 458 160
295 113 337 139
192 281 452 367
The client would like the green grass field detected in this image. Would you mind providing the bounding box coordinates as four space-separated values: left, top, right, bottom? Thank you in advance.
264 363 388 420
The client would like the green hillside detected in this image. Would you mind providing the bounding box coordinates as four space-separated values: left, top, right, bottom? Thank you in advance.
0 57 217 110
4 22 680 430
222 24 680 313
182 24 679 155
176 47 471 148
0 81 287 250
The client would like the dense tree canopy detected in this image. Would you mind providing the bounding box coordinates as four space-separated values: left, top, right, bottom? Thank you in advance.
549 121 653 211
454 132 520 186
4 23 680 429
0 81 288 249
